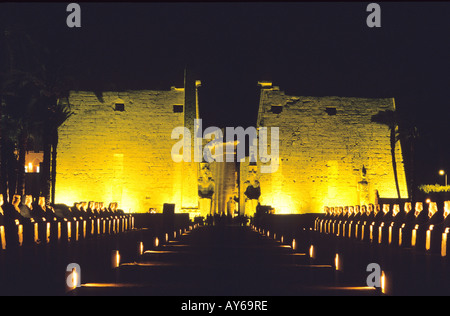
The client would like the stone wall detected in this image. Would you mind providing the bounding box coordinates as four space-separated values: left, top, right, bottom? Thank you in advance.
56 87 198 213
56 80 408 216
250 82 408 214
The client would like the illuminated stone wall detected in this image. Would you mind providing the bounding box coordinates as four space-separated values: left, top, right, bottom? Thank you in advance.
56 87 198 213
252 82 408 214
56 80 408 216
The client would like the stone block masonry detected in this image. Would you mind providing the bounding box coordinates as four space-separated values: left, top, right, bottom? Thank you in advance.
56 87 197 213
56 80 407 216
252 83 408 214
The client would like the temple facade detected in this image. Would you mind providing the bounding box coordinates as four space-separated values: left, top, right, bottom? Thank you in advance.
246 81 408 214
55 79 408 215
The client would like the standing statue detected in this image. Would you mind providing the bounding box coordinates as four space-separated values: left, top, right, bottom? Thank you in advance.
198 162 215 217
358 165 369 206
244 164 261 215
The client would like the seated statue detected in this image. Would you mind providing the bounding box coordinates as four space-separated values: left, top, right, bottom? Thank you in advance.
19 195 33 219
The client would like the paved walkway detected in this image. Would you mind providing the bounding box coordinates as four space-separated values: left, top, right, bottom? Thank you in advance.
73 225 377 296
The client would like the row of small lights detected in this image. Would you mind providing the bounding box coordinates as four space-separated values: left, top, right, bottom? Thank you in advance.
67 223 200 291
135 224 199 263
250 223 387 294
251 224 316 259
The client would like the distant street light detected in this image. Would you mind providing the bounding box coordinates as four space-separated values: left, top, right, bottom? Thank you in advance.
439 170 448 186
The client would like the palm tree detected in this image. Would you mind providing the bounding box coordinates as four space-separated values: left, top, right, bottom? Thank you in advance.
1 24 74 204
397 122 419 204
371 109 402 200
1 70 39 198
48 100 73 204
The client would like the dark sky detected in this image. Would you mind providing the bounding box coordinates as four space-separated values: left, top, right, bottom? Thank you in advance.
1 2 450 184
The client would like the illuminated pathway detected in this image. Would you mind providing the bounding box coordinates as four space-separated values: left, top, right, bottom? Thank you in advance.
72 225 378 296
0 220 446 295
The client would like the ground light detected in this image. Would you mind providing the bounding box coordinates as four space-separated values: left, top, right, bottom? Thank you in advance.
426 225 434 251
334 253 341 271
65 263 81 292
309 245 316 259
442 228 450 257
0 226 5 250
381 271 387 294
46 222 51 244
139 242 144 255
112 250 120 268
72 268 78 290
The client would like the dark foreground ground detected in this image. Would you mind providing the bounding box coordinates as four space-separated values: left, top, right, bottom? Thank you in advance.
1 221 448 297
74 225 366 296
0 223 380 296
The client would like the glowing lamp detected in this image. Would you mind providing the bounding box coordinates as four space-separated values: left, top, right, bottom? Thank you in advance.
75 220 79 241
165 233 169 243
72 268 78 290
328 219 333 234
442 228 450 257
280 236 284 244
399 223 407 246
154 237 160 248
83 220 87 239
292 239 297 251
360 223 365 241
411 225 419 247
66 268 78 292
58 222 62 241
46 222 51 243
334 253 341 271
309 245 316 259
0 226 5 250
378 223 384 244
18 224 23 246
426 225 434 251
388 223 395 245
381 271 387 294
34 223 39 244
112 250 120 268
139 242 144 255
66 221 72 241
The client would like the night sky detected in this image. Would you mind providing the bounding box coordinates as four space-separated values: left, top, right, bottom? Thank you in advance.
1 2 450 185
